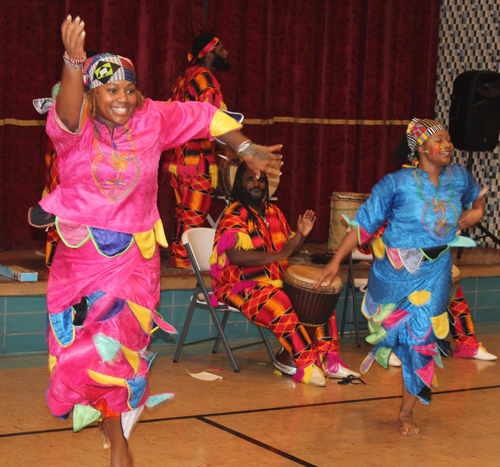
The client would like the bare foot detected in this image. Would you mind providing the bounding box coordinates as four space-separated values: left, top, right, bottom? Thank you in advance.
98 421 111 449
399 408 420 436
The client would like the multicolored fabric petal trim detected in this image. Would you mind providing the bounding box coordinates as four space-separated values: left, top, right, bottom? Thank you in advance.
415 359 435 388
73 404 102 432
56 218 91 248
361 289 380 319
133 219 169 260
431 311 450 339
93 333 121 362
383 308 411 330
49 307 75 347
399 248 424 273
386 247 404 270
145 393 176 408
375 347 392 369
372 302 397 324
361 352 376 374
127 300 153 335
152 310 177 334
89 227 134 257
448 236 476 248
408 290 431 306
372 236 386 259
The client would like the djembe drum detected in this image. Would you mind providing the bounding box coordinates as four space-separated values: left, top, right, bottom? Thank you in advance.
275 265 343 375
328 192 370 252
214 153 237 199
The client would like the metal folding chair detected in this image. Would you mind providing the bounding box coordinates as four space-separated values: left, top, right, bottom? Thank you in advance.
340 249 370 347
172 227 276 372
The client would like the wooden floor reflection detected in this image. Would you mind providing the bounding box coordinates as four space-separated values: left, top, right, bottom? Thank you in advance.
1 329 500 467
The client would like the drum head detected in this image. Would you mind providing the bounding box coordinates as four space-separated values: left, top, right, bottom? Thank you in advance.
284 265 343 294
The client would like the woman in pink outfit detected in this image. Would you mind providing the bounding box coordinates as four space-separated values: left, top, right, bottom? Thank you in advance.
40 16 282 467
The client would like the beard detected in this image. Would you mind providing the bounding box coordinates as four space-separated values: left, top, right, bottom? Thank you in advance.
213 53 231 71
241 186 266 206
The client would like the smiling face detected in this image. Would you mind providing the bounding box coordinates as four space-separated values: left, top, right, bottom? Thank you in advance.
418 130 454 169
94 80 138 130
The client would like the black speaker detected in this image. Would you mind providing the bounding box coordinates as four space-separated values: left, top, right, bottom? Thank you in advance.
449 70 500 152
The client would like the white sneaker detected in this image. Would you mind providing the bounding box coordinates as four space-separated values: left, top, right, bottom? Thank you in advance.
389 352 402 367
472 347 498 361
325 364 361 379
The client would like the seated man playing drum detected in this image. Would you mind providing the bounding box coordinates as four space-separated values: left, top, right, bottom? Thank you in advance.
210 162 359 387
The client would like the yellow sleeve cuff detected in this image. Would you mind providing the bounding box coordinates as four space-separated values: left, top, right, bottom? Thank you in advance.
210 109 243 138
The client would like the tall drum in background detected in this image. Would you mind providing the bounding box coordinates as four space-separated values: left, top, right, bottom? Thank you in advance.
328 192 370 252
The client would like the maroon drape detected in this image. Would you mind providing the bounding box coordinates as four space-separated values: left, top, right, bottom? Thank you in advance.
0 0 440 249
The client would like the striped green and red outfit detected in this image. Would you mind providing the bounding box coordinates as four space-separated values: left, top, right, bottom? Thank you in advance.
168 65 226 268
211 201 340 369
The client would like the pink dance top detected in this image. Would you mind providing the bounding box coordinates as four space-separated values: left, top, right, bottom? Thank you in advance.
40 99 218 233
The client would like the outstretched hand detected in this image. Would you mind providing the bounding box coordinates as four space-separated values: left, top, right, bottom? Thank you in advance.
297 210 316 237
242 144 283 178
314 260 340 290
62 15 86 59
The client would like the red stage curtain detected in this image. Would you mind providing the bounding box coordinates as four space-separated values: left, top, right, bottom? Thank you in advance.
0 0 440 249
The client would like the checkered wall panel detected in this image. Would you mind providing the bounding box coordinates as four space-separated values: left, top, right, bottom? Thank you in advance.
436 1 500 247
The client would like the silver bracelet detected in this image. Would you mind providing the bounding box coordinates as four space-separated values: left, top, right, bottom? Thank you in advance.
237 140 256 157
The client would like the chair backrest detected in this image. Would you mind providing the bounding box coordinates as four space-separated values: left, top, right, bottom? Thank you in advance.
182 228 217 272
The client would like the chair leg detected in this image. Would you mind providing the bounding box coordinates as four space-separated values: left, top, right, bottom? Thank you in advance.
207 306 240 372
173 286 200 363
348 255 362 348
212 310 230 354
340 281 350 338
258 326 276 363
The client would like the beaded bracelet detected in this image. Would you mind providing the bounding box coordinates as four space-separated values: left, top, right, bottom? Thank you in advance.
63 51 87 69
237 140 256 157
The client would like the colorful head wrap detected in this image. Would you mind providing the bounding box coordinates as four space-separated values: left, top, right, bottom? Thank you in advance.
406 118 446 160
188 36 220 62
82 53 136 89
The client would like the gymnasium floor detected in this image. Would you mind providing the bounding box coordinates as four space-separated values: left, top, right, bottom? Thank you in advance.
1 328 500 467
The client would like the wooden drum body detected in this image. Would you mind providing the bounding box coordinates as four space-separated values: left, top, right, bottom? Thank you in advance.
275 266 343 374
328 192 370 252
283 265 343 329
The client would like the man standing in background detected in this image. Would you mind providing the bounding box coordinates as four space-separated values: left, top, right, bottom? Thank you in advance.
167 33 231 268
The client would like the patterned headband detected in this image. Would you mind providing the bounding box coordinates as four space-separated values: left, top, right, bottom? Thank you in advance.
82 53 136 89
188 37 220 62
406 118 446 160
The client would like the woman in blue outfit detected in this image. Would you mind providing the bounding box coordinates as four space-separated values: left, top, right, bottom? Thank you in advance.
317 118 487 436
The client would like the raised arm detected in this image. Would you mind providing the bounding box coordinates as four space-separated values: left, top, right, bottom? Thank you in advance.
56 15 86 132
